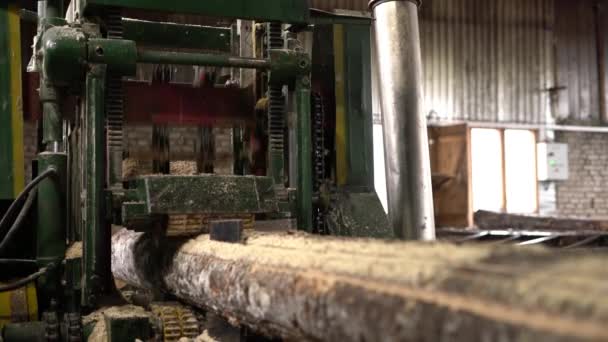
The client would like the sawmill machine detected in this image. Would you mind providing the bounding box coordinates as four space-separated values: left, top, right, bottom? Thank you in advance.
1 0 310 339
0 0 435 340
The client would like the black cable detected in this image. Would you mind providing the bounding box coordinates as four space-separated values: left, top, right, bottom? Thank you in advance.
0 168 56 237
0 266 49 292
0 191 37 256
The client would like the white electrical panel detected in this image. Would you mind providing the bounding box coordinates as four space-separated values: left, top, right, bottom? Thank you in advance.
537 143 569 181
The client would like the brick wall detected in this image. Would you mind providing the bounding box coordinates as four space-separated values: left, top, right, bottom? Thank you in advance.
124 124 153 156
124 124 233 174
24 121 37 182
213 127 233 174
22 122 235 183
555 132 608 219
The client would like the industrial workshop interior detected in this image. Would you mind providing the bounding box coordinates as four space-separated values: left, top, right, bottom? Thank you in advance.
1 0 608 341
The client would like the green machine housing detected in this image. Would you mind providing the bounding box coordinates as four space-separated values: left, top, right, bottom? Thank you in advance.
0 0 390 340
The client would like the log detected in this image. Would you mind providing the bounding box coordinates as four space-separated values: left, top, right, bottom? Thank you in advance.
474 210 608 232
111 228 608 341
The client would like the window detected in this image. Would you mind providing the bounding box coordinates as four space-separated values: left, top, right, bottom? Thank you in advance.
471 129 504 212
471 128 538 214
504 130 538 213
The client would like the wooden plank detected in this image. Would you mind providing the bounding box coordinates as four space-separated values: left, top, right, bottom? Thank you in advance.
499 129 507 211
466 125 474 225
112 228 608 341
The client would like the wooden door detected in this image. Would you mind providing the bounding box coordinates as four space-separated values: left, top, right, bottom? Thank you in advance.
429 124 471 227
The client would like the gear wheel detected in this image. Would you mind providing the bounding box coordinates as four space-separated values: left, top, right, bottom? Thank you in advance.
151 303 201 342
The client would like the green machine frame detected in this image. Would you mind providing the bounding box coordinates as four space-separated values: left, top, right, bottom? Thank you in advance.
310 12 391 238
78 0 309 23
1 0 313 340
0 1 392 340
43 0 311 301
0 1 25 202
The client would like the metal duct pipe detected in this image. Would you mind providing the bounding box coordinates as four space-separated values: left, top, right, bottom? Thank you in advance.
370 0 435 240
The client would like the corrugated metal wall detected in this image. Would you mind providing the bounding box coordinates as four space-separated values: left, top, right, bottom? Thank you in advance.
319 0 602 125
554 0 600 123
419 0 555 124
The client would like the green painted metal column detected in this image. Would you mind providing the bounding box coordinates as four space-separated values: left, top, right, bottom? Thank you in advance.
83 66 109 307
296 76 313 232
334 23 375 190
0 1 25 200
344 23 374 189
39 0 66 151
35 0 68 310
36 153 67 306
40 84 63 148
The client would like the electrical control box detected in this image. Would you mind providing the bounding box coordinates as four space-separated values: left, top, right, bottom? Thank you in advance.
537 143 569 181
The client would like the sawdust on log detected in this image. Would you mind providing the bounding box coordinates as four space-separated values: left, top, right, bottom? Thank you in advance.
122 158 142 181
171 161 198 175
65 241 82 259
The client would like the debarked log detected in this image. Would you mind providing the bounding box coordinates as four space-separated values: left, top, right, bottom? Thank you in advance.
111 228 608 341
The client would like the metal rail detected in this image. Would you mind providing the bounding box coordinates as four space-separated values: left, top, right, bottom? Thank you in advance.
137 50 271 69
439 227 608 248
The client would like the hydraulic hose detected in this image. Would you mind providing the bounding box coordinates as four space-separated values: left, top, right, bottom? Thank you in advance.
0 169 56 237
0 265 51 292
0 192 37 256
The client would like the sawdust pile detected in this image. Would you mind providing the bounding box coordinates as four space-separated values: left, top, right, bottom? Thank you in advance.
84 305 152 342
122 158 153 181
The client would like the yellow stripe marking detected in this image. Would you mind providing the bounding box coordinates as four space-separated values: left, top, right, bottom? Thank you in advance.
0 288 11 328
8 3 25 196
26 283 38 321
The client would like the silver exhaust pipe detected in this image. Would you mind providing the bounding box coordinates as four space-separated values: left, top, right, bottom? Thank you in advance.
370 0 435 240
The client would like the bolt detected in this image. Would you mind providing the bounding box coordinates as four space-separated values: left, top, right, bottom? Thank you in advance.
301 76 310 86
90 274 101 285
